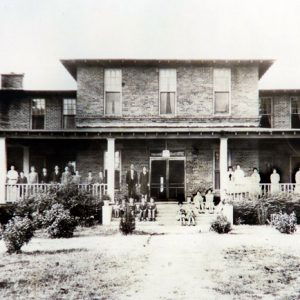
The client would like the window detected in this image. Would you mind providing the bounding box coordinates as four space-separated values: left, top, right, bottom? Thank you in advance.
104 69 122 115
291 97 300 128
104 150 121 189
63 98 76 128
159 69 176 115
213 68 231 114
31 99 45 129
259 97 273 128
214 151 220 190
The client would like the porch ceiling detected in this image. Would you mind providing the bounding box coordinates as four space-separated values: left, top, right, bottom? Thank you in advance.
2 128 300 139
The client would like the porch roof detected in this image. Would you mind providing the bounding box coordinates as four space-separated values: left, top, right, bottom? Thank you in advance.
2 127 300 139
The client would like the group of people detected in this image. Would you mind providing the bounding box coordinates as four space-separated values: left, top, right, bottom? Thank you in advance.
177 189 216 226
6 164 105 185
113 196 157 222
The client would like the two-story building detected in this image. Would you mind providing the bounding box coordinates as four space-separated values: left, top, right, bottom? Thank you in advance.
1 58 300 203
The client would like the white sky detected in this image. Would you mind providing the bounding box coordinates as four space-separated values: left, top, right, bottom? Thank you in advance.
0 0 300 90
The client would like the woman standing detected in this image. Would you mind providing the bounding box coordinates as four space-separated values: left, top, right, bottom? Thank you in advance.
139 167 149 200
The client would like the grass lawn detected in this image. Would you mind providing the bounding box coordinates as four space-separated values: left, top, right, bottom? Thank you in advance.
1 225 300 299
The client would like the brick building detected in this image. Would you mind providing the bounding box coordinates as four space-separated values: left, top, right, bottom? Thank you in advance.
1 58 300 203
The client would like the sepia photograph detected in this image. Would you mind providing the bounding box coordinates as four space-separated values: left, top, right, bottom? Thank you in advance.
1 0 300 299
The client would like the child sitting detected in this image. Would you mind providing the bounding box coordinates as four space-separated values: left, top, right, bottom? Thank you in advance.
139 197 148 221
119 199 127 217
128 197 136 216
113 199 121 218
148 197 157 221
186 199 196 226
177 203 187 226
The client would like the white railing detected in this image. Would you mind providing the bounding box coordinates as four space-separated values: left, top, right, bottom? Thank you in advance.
227 183 297 201
5 183 108 203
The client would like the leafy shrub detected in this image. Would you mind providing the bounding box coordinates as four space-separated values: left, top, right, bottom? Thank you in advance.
2 216 34 253
119 206 135 235
210 215 232 234
271 212 297 234
0 205 14 226
43 204 77 238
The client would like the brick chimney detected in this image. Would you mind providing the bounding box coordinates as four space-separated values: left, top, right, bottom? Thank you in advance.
1 73 24 89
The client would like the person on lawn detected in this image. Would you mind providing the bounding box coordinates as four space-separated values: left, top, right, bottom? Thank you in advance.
128 197 136 217
205 189 215 213
113 199 121 218
119 199 127 217
193 191 204 213
139 197 148 221
177 203 187 226
148 197 157 221
186 199 196 226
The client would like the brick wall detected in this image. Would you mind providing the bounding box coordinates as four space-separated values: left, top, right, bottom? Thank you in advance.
46 97 62 129
76 64 260 127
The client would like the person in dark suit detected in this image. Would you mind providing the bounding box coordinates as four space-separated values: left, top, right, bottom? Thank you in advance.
40 168 50 184
18 171 27 184
51 165 61 183
139 166 149 200
126 164 138 198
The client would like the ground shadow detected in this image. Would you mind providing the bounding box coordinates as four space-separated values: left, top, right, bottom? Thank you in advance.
22 248 88 256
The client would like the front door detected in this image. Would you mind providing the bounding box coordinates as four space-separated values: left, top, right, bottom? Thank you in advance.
150 158 185 202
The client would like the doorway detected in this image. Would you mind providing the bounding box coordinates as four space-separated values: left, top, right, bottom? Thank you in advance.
150 157 185 202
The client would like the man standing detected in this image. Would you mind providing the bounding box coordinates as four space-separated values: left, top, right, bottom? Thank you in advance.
51 166 61 183
61 166 72 185
126 164 138 198
28 166 39 184
139 166 149 200
40 168 50 184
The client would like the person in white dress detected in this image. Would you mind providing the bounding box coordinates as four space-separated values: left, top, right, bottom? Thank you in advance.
270 169 280 194
205 189 214 213
193 191 204 213
250 168 261 198
28 166 39 184
233 165 245 193
294 168 300 194
6 165 19 202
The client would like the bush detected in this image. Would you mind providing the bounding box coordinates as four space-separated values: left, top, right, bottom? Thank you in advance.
2 216 34 253
43 204 77 238
210 215 232 234
119 207 135 235
0 205 14 226
271 212 297 234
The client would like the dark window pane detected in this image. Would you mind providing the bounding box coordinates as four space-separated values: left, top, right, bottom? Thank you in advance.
63 115 75 129
105 92 121 115
214 92 229 114
160 92 175 114
32 115 45 129
214 171 220 190
260 115 272 128
292 114 300 128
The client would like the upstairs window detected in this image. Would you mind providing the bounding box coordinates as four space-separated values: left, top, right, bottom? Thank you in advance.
104 69 122 115
31 99 45 129
159 69 176 115
291 97 300 128
63 98 76 129
259 97 273 128
213 68 231 114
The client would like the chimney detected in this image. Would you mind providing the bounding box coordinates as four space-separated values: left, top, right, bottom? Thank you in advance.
1 73 24 89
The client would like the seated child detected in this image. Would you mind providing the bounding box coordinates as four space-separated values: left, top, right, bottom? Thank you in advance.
193 191 204 213
128 197 136 216
148 197 157 221
113 199 121 218
205 189 215 213
119 199 127 217
177 203 187 226
186 200 196 226
139 197 148 221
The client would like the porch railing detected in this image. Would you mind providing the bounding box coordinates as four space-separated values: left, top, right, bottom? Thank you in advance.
227 183 297 201
5 183 108 203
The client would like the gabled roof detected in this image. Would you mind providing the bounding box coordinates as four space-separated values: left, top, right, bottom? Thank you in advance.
61 58 274 80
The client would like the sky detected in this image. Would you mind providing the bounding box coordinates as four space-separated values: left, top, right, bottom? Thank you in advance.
0 0 300 90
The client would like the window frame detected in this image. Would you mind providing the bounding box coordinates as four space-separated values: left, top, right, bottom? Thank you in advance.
259 96 273 128
31 98 46 130
213 68 231 116
290 96 300 129
62 98 76 129
104 69 122 116
159 68 177 116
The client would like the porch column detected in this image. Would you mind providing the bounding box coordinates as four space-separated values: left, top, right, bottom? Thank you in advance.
106 138 115 203
23 146 29 176
0 138 7 204
219 137 228 201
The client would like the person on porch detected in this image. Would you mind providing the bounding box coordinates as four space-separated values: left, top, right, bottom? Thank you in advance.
126 164 138 198
40 168 50 184
61 166 72 185
250 168 261 198
86 171 95 185
227 166 235 194
295 168 300 194
233 165 245 193
270 168 280 194
51 165 61 183
139 166 149 200
97 171 104 184
28 166 39 184
18 171 27 184
72 170 82 184
7 165 19 184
